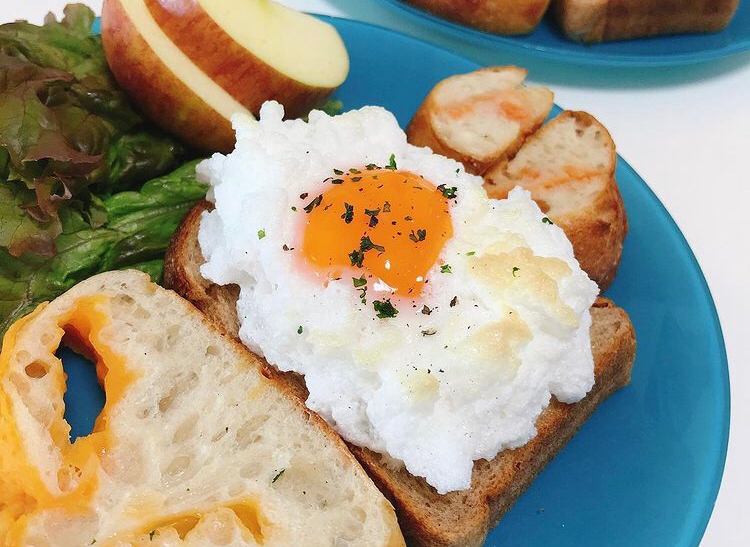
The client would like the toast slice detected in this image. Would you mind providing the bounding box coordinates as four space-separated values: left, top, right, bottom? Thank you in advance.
0 271 404 547
402 0 552 35
553 0 741 43
164 202 637 547
483 111 627 289
406 67 553 175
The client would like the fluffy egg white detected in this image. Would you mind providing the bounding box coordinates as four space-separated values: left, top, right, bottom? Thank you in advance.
198 102 598 494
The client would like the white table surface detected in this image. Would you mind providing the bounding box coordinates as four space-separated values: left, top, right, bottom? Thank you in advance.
8 1 749 544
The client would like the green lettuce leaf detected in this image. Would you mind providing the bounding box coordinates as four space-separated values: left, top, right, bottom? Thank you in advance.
102 132 187 195
0 160 206 338
0 182 59 256
0 4 190 257
320 99 344 116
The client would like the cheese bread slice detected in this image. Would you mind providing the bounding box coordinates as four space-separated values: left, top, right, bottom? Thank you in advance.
0 270 404 547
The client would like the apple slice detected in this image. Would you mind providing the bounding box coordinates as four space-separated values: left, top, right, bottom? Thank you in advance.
102 0 350 152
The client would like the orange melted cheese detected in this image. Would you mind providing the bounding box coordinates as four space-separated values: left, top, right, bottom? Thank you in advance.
0 305 50 546
138 498 266 544
302 169 453 296
441 89 531 122
0 296 138 545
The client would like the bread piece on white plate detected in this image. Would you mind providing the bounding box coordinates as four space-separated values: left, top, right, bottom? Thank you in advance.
0 270 404 547
406 66 554 175
484 110 627 289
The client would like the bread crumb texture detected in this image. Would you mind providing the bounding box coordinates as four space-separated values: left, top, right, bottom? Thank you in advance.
0 271 403 547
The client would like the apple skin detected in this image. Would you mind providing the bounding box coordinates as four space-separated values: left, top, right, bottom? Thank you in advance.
102 0 236 152
102 0 343 153
144 0 337 119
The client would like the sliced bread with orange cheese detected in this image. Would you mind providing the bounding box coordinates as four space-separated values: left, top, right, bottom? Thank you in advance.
0 270 404 547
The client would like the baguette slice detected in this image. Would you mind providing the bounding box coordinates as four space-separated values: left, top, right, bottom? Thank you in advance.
554 0 741 43
164 202 637 547
484 110 627 289
406 67 553 175
402 0 552 35
0 271 404 547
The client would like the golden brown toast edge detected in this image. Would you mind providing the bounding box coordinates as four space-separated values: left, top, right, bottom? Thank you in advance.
164 201 636 547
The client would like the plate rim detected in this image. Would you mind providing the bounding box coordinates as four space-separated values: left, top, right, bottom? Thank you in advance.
376 0 750 67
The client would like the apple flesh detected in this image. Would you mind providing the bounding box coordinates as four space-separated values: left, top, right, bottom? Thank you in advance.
102 0 350 152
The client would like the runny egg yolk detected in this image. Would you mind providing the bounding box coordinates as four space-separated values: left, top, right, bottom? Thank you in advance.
302 169 453 296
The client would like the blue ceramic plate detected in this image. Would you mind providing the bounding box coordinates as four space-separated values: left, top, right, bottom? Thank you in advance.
67 16 729 546
379 0 750 66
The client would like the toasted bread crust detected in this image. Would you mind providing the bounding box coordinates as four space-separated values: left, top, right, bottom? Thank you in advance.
164 203 636 547
402 0 551 35
163 203 311 399
164 203 242 336
555 171 627 290
553 0 741 43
